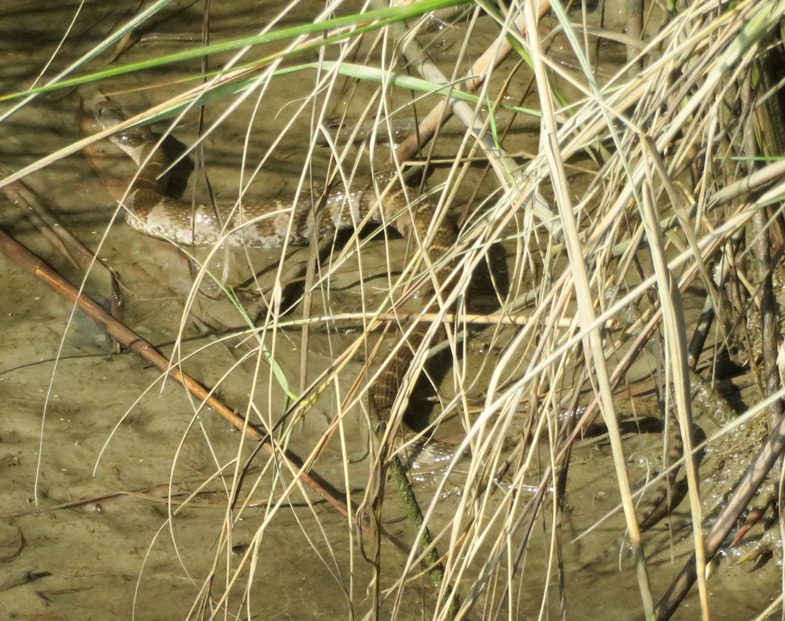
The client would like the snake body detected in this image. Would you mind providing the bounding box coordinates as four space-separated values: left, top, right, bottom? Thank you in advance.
81 95 458 463
81 97 695 526
85 98 455 253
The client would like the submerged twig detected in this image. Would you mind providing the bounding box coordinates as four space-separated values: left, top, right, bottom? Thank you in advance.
656 390 785 620
0 568 51 593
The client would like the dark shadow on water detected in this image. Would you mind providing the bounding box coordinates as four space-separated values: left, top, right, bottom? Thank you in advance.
404 241 510 432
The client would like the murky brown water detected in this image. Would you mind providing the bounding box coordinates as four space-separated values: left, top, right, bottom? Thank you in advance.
0 1 782 619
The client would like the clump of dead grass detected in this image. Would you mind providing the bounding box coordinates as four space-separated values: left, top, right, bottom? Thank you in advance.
4 0 785 619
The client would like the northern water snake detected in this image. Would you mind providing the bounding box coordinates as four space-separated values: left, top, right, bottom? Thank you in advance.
78 93 458 464
79 94 700 525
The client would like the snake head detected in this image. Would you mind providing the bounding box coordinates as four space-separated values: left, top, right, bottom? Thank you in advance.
92 99 153 153
93 99 127 130
76 93 156 166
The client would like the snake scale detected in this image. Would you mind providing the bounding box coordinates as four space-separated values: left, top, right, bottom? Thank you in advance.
79 94 458 461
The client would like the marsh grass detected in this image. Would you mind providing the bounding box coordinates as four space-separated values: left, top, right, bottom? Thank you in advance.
4 0 785 618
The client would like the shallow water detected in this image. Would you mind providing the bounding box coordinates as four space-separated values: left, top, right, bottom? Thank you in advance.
0 1 781 619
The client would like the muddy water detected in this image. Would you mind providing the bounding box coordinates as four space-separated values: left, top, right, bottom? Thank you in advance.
0 0 781 619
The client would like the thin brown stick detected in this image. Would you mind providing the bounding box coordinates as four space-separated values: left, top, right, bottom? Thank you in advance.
0 479 212 519
753 206 784 421
0 568 50 594
1 175 126 326
626 0 643 68
0 172 118 283
0 227 352 520
655 392 785 620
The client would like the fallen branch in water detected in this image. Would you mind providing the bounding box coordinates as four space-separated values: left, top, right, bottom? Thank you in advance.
0 226 352 522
